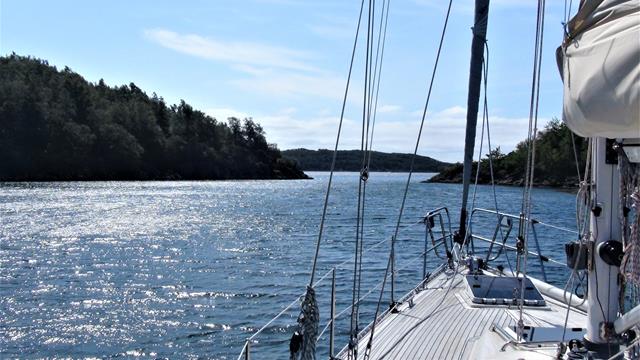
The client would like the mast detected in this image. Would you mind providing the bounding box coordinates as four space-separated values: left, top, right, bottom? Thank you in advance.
585 138 621 348
455 0 490 244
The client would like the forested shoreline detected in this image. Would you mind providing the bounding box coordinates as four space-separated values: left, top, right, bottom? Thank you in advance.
426 120 588 188
282 149 451 172
0 54 307 181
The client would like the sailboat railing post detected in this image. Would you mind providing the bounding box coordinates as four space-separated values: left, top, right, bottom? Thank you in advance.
329 267 336 359
529 220 547 282
423 226 428 281
390 235 395 305
244 340 250 360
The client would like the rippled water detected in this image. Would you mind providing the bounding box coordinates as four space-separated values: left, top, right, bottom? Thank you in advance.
0 172 578 359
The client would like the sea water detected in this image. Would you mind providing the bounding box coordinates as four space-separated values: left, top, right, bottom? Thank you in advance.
0 172 578 358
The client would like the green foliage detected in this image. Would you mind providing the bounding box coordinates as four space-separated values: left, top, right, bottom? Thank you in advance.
429 119 588 187
282 149 452 172
0 54 307 180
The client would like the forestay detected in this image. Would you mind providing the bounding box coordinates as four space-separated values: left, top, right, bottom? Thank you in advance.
558 0 640 138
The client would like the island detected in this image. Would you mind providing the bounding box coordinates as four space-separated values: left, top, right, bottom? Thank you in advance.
282 149 451 172
0 54 307 181
426 119 588 188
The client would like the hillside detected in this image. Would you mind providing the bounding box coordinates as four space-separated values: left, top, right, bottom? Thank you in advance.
426 119 588 187
0 54 307 180
282 149 451 172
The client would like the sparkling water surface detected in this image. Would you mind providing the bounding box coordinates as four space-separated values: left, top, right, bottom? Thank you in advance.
0 172 577 359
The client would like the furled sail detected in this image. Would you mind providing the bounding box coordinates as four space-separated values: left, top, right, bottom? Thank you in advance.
559 0 640 138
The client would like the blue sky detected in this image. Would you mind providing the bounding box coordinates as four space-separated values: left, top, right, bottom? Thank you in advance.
0 0 572 162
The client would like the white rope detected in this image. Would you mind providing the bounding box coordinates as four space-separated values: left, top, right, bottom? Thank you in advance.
559 139 592 319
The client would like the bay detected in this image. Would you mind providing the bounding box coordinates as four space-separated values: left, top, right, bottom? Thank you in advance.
0 172 577 358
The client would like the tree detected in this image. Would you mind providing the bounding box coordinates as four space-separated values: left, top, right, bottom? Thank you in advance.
0 54 308 180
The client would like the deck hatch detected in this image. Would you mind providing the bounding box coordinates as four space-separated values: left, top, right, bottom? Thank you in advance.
465 275 545 306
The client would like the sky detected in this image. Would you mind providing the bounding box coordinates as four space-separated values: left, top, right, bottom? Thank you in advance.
0 0 573 162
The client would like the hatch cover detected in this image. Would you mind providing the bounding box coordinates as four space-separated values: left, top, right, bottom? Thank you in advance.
465 275 545 306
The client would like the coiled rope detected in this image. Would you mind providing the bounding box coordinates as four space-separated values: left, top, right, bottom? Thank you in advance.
619 147 640 297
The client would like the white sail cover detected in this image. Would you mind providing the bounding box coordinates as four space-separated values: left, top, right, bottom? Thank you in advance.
560 0 640 138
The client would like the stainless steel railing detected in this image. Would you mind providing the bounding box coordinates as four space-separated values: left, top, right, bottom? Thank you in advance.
468 207 575 282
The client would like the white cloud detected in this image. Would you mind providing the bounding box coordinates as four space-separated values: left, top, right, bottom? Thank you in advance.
230 64 270 76
223 105 551 162
253 0 308 5
309 24 353 39
308 15 355 39
229 69 347 99
378 104 402 113
145 28 353 100
144 28 316 72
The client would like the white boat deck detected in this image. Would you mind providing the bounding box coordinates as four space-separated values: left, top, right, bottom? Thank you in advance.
338 266 588 359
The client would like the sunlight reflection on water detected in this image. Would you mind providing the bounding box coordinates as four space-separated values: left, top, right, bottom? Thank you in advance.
0 173 576 358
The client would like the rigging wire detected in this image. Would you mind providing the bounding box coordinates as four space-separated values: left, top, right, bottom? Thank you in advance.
296 0 368 354
517 0 546 341
354 1 392 339
559 86 590 342
308 0 366 287
467 40 514 274
366 0 391 168
361 1 454 357
349 0 379 357
387 0 453 290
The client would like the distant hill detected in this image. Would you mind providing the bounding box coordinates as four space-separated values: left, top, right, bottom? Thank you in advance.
282 149 451 172
0 54 307 180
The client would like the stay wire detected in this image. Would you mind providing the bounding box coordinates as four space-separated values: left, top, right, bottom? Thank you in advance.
350 0 374 355
519 0 545 231
390 0 453 248
363 0 454 356
366 0 391 168
308 0 366 287
357 2 391 326
481 44 512 271
469 40 513 273
518 0 546 340
357 0 391 324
